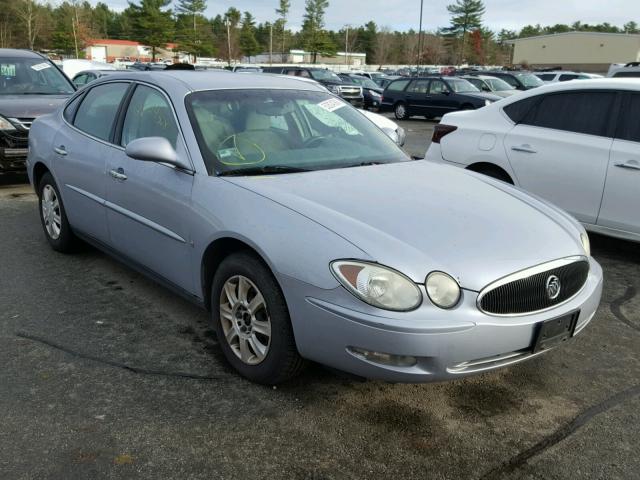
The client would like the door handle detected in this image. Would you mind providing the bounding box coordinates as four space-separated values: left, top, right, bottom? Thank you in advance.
511 144 537 154
54 146 67 156
109 168 128 181
614 161 640 171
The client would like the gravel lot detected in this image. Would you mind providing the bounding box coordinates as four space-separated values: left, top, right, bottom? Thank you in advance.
1 118 639 479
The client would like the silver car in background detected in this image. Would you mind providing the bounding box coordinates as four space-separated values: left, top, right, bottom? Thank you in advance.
27 72 602 384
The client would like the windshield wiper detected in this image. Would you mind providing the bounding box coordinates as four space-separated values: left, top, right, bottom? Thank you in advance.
218 165 311 177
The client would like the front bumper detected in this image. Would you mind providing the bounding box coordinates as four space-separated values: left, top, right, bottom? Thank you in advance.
0 130 29 174
280 257 603 382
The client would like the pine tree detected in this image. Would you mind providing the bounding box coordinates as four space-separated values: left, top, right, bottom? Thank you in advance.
275 0 290 61
443 0 485 64
239 11 260 61
175 0 210 60
129 0 174 61
301 0 335 63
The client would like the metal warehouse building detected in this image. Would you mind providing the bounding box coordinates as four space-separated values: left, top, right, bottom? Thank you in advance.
509 32 640 73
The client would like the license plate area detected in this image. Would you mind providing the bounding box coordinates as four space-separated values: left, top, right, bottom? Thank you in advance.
533 310 580 353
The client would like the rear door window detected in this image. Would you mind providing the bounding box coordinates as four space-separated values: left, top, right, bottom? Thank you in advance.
73 82 129 142
616 93 640 143
522 92 616 137
536 74 555 81
559 74 579 81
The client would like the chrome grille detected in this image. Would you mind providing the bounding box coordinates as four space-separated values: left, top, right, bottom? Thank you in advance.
8 118 35 130
478 257 590 316
339 86 362 97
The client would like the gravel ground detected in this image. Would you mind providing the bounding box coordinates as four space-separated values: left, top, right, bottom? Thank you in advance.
0 119 638 479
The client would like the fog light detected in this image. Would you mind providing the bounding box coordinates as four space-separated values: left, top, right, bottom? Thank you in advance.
348 347 417 367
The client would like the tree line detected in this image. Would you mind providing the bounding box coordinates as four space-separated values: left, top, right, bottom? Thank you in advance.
2 0 638 65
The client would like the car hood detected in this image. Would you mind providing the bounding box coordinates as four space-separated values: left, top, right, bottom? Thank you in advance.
225 161 585 291
493 90 518 98
0 95 70 118
459 91 503 102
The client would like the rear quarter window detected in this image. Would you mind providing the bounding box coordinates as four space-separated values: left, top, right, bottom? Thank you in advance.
502 96 540 123
386 80 410 92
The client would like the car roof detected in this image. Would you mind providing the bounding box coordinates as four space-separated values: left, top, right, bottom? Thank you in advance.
89 70 328 93
0 48 47 59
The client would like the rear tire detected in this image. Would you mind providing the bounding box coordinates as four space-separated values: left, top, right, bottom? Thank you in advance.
211 252 305 384
38 172 78 253
471 165 514 184
394 102 409 120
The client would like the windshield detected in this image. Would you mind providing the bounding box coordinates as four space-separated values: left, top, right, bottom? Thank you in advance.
485 77 515 91
349 77 379 89
515 73 544 88
446 78 480 93
187 89 409 176
310 69 342 83
0 57 74 95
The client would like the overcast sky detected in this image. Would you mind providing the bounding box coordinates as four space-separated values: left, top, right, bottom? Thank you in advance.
106 0 638 32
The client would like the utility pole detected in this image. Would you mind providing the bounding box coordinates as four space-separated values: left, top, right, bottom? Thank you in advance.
417 0 424 74
270 23 273 65
226 18 232 67
345 25 350 67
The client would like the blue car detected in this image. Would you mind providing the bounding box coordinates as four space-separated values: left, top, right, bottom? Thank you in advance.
27 71 602 384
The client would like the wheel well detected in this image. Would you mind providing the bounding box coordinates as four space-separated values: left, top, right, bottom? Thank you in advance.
466 162 514 184
32 162 50 192
201 237 263 311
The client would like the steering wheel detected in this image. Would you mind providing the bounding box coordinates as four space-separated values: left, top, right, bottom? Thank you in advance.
304 136 331 148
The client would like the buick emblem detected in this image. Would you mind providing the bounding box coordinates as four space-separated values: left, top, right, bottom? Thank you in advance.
546 275 561 300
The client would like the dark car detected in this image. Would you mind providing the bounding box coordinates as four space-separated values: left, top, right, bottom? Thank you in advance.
71 69 119 88
262 66 364 107
338 74 383 110
469 70 544 91
0 49 75 175
380 76 502 120
126 62 167 71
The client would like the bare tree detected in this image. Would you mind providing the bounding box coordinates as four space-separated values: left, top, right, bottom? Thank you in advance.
14 0 43 49
374 26 393 66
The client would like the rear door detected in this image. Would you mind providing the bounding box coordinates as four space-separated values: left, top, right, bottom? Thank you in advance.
597 92 640 235
53 82 131 244
504 91 616 223
105 83 195 293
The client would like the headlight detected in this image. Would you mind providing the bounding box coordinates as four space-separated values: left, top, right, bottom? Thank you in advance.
331 260 422 311
484 99 492 107
328 85 341 94
0 115 16 131
396 126 406 147
425 272 461 309
369 90 382 98
580 232 591 256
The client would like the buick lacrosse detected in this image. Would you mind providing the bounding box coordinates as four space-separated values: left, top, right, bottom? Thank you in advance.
27 72 603 384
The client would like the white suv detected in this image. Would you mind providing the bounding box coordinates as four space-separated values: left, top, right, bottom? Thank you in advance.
425 79 640 242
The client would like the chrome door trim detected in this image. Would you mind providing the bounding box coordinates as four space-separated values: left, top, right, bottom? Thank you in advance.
65 184 186 244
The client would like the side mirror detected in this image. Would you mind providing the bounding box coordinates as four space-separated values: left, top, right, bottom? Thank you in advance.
125 137 191 171
382 127 405 147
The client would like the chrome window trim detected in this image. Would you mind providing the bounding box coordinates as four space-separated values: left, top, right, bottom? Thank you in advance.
61 79 195 172
476 255 589 317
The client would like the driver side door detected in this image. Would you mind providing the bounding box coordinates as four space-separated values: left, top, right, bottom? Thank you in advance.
105 83 196 294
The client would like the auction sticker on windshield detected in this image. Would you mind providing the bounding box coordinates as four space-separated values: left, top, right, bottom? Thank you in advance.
318 97 345 112
1 64 16 76
31 63 52 72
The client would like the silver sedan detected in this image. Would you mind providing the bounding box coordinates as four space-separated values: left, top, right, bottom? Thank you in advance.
27 71 603 384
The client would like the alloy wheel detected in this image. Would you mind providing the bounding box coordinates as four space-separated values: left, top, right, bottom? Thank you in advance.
219 275 271 365
395 103 406 119
41 185 62 240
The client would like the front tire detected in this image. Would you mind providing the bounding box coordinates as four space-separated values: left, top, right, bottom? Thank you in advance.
211 252 305 384
38 172 78 253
